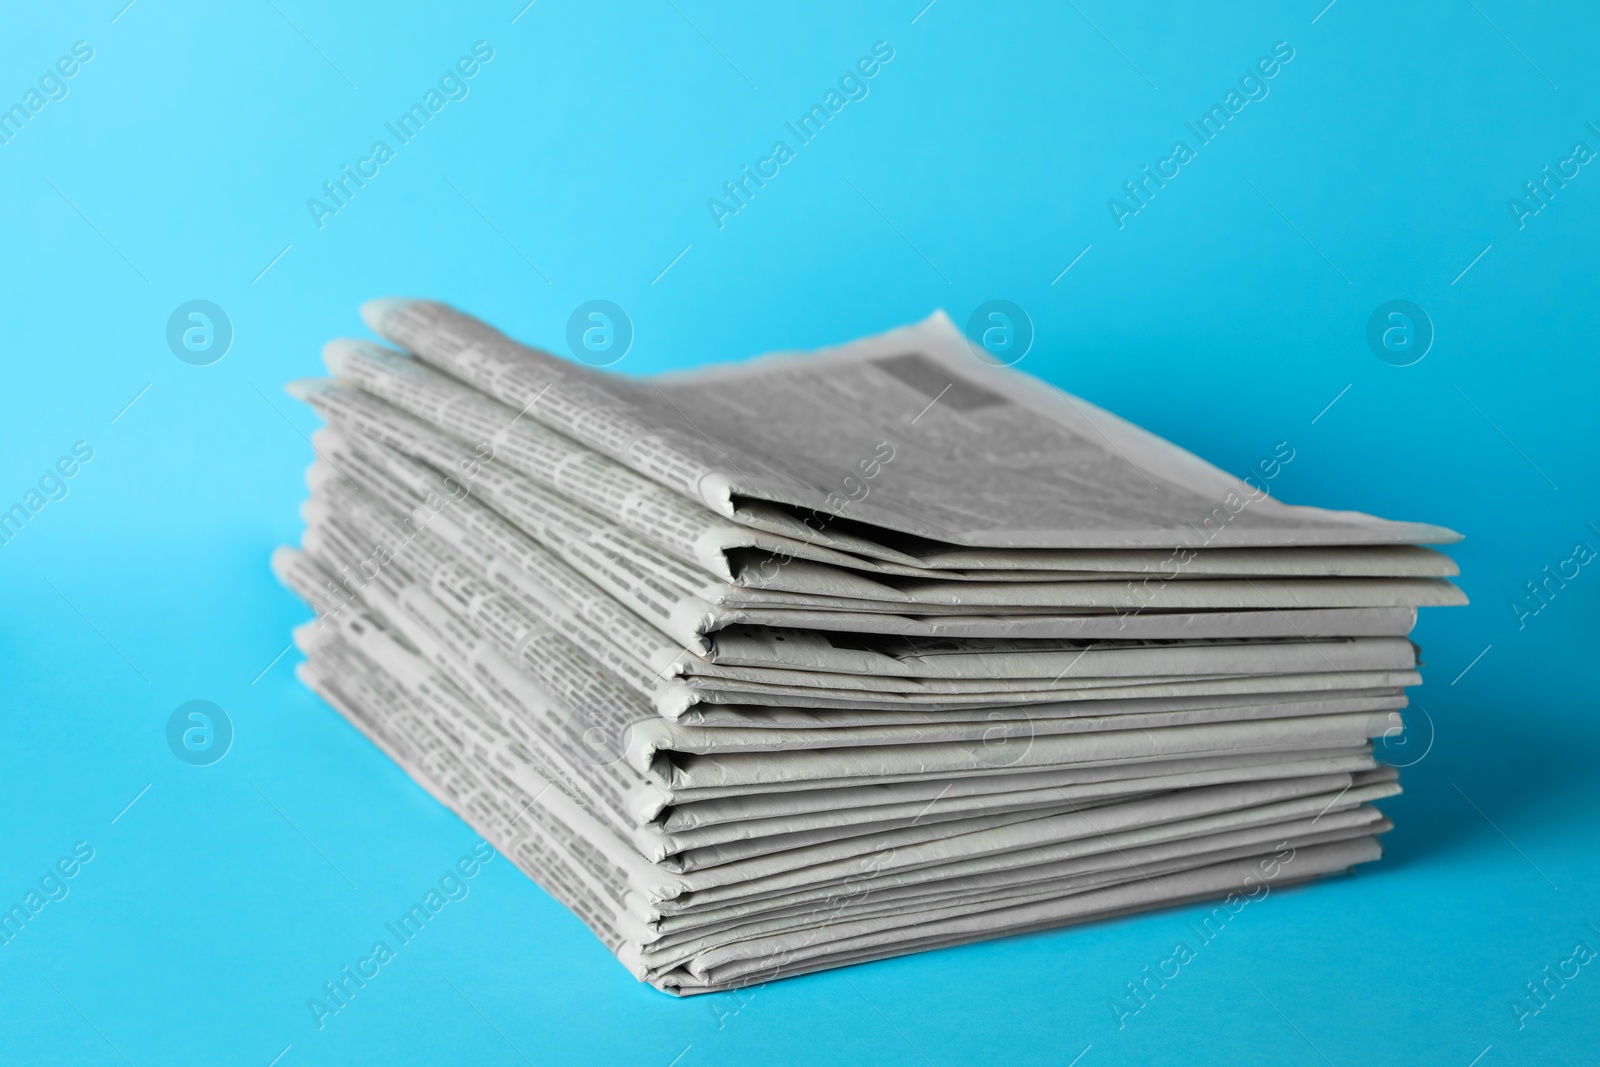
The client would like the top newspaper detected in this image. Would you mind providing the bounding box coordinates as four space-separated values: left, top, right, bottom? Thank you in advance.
359 299 1462 553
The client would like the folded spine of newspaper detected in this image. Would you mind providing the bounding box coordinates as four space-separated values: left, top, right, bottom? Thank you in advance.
274 300 1463 994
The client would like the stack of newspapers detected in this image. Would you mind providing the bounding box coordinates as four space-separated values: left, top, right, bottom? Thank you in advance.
273 300 1464 994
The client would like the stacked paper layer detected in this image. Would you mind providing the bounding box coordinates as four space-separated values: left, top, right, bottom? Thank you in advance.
274 301 1464 994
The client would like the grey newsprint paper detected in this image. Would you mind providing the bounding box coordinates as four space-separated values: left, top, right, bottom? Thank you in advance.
274 300 1463 993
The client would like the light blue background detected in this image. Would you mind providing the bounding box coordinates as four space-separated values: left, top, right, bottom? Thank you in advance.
2 2 1596 1064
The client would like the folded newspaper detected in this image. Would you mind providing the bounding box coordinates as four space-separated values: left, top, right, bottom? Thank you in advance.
274 300 1464 994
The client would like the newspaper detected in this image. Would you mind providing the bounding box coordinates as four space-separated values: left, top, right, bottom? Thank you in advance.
296 616 1390 895
360 299 1461 550
284 537 1388 831
289 424 1444 722
295 435 1426 708
292 468 1415 745
298 633 1388 993
670 689 1405 729
294 575 1395 991
270 300 1467 993
323 335 1463 579
288 375 1466 616
303 641 1385 994
278 538 1390 830
288 500 1402 796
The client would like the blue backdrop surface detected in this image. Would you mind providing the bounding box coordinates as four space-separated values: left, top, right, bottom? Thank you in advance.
1 2 1597 1064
